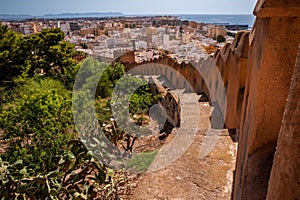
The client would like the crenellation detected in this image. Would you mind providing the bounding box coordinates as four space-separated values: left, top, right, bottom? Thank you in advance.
236 31 250 59
230 31 245 52
220 42 231 61
213 48 221 59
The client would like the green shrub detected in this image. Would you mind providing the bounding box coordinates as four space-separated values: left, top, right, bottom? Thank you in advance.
0 78 75 168
0 141 108 199
126 151 158 172
129 84 153 115
216 35 226 43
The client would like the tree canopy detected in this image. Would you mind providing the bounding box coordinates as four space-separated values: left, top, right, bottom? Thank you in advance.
216 34 226 43
0 23 29 87
0 23 82 89
0 24 156 198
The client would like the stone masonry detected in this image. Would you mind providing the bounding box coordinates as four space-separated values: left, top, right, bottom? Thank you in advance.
116 1 300 198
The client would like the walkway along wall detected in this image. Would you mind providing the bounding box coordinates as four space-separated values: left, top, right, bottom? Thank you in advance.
115 1 300 197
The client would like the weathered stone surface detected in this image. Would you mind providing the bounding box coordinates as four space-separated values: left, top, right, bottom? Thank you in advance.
233 0 300 199
225 31 249 129
266 45 300 200
254 0 300 17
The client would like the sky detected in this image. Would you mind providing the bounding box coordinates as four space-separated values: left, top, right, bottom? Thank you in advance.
0 0 257 15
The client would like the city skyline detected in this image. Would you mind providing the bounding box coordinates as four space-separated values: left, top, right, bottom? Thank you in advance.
1 0 257 15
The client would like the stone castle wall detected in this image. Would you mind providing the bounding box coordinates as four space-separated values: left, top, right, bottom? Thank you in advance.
117 29 250 131
148 76 181 128
115 0 300 198
266 45 300 200
233 0 300 199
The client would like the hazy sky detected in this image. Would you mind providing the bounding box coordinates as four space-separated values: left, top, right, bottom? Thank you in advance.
0 0 257 15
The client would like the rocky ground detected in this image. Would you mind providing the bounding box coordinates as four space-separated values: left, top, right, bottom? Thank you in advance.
118 102 237 199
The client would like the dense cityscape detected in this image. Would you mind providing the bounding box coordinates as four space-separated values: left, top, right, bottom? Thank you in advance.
1 16 249 63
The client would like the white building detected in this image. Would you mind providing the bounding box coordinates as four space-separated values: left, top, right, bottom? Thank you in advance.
59 22 70 35
152 35 158 48
106 38 115 48
163 34 170 49
135 41 148 50
19 24 33 35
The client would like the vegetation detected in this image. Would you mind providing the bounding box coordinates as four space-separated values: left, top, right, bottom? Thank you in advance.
0 141 111 199
0 23 29 88
0 22 82 93
0 23 157 198
126 151 158 172
1 79 73 140
227 31 237 38
0 78 122 199
95 63 156 151
216 35 226 43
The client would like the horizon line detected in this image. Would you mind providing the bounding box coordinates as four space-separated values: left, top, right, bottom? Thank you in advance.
0 12 254 16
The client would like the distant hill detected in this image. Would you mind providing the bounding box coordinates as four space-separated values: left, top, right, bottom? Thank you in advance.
0 12 124 20
0 14 33 20
42 12 124 18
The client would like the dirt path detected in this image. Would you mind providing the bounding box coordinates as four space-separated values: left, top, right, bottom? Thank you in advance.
124 100 237 199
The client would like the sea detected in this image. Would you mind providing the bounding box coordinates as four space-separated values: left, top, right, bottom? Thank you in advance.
174 14 255 28
0 13 255 28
